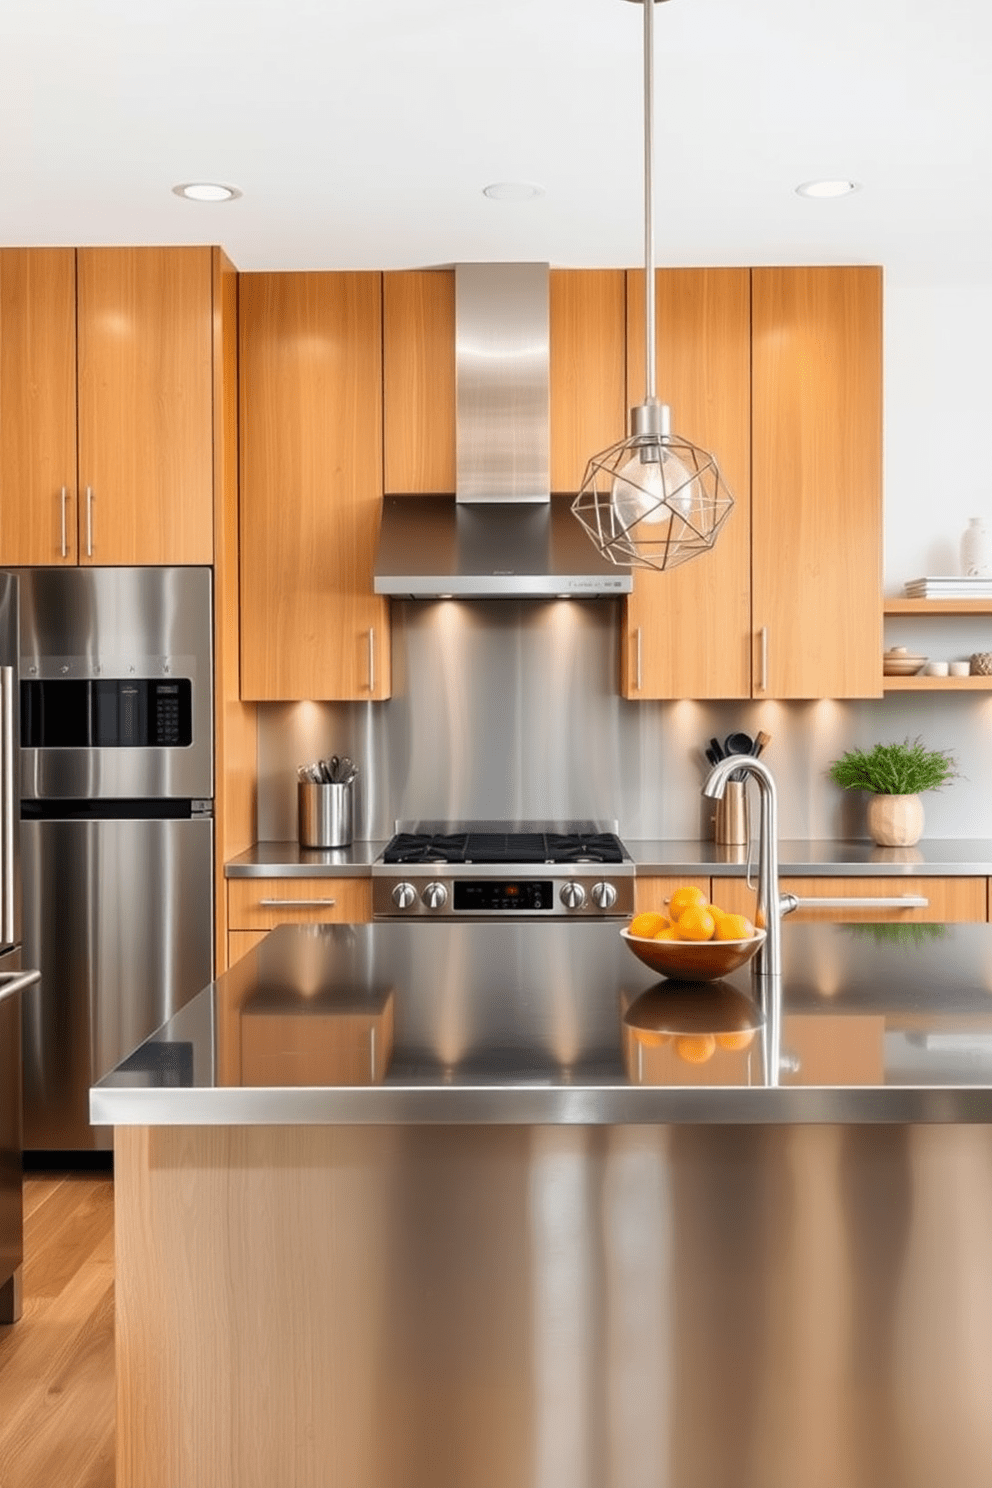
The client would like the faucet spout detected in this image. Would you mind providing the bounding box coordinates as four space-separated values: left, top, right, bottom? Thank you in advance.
702 754 784 982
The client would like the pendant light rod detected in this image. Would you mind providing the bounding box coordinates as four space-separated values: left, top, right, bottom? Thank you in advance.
642 0 659 406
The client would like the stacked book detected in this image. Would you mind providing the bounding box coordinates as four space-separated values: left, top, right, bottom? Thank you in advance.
904 576 992 598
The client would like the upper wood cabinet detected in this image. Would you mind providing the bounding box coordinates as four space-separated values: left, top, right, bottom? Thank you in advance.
238 272 391 701
382 268 627 495
623 265 882 700
751 266 883 699
622 269 752 699
0 246 214 566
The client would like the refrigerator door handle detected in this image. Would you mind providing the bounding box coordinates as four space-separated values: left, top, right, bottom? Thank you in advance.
0 666 14 949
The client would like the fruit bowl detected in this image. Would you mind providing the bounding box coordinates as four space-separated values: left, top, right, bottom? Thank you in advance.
620 926 766 982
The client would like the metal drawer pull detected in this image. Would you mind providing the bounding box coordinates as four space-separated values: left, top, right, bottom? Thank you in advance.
368 628 375 694
787 894 929 911
758 626 768 692
85 486 94 556
60 486 68 557
635 627 642 691
258 897 337 908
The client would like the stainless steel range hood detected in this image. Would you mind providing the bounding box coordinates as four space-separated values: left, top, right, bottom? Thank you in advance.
374 263 632 600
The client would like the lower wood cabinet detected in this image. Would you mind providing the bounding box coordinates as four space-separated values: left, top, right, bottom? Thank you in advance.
634 874 988 924
226 876 372 966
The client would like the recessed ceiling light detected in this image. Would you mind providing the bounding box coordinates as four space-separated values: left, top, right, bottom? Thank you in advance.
482 182 544 202
795 179 861 199
172 182 242 203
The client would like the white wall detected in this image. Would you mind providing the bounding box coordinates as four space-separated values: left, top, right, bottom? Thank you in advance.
884 282 992 590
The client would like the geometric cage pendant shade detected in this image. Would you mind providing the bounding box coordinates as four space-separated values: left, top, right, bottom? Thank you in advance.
571 400 734 573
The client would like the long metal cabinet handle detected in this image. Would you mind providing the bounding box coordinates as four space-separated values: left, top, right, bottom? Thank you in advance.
60 486 68 558
635 627 642 692
85 486 94 557
368 629 375 694
0 969 42 1009
258 898 337 909
0 667 15 948
758 626 768 693
790 894 929 910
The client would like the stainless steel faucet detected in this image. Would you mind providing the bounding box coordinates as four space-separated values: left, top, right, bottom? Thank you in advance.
702 754 787 983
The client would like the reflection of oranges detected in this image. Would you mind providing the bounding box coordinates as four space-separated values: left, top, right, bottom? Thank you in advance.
632 1028 670 1048
675 906 717 942
667 885 707 919
629 911 669 939
675 1034 717 1064
714 913 755 942
715 1030 756 1051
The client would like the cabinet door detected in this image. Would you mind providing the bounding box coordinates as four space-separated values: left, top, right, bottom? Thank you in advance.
76 247 214 565
622 269 751 698
549 270 627 494
0 248 78 564
752 267 882 698
716 875 986 923
383 270 456 494
239 272 391 701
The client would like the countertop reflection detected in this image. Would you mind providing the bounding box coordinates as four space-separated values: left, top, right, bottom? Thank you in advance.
92 920 992 1126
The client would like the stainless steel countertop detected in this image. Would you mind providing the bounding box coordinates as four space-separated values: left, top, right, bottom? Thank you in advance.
225 838 992 878
92 919 992 1126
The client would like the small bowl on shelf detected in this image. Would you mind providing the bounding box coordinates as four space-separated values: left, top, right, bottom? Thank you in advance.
883 647 927 677
620 926 766 982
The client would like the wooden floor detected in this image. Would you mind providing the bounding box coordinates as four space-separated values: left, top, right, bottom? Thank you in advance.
0 1173 115 1488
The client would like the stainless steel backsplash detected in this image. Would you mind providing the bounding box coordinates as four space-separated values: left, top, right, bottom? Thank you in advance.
257 601 992 842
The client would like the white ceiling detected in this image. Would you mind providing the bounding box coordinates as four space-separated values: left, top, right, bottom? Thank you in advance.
2 0 989 285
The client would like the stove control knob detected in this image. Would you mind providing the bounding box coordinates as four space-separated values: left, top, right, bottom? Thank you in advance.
560 880 586 911
391 882 417 911
591 881 618 911
422 881 448 911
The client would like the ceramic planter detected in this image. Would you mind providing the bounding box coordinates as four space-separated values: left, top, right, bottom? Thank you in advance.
866 793 925 848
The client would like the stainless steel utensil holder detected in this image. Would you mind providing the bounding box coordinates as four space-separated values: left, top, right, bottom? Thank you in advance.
714 780 748 846
299 781 353 849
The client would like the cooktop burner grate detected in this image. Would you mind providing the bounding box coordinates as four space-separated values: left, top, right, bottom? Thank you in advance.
382 831 626 866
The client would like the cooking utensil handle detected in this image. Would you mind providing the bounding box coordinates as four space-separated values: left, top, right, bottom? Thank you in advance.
790 894 929 910
85 486 94 557
757 626 768 693
0 667 15 947
258 898 337 909
367 629 375 694
60 485 68 558
635 627 642 691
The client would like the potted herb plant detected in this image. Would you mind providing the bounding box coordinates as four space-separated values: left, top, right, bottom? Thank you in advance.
828 736 959 846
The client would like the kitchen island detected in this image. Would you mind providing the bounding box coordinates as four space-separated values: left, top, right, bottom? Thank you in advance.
95 921 992 1488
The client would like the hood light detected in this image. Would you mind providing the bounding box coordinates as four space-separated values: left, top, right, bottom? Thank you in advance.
172 182 242 203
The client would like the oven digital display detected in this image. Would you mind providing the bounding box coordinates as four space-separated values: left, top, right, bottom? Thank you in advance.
453 880 554 913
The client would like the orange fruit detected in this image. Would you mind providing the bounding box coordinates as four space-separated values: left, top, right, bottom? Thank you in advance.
716 1030 756 1051
704 903 726 921
629 911 669 939
652 926 679 941
675 905 716 942
667 885 707 919
633 1028 669 1048
713 913 754 942
675 1033 716 1064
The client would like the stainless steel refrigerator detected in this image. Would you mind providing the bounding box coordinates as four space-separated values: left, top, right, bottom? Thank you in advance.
13 567 215 1154
0 570 41 1321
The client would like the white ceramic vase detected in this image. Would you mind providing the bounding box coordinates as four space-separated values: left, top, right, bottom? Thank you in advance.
961 517 992 578
866 793 925 848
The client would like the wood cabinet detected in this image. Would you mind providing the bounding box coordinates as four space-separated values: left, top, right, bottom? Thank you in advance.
382 268 627 497
634 875 712 914
0 246 214 566
622 266 883 700
239 272 390 701
622 269 752 699
751 266 883 698
227 875 373 971
715 875 987 924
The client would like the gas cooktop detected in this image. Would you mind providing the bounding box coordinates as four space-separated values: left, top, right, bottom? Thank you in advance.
381 830 628 867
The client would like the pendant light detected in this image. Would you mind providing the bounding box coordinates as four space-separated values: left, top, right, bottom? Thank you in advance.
572 0 734 573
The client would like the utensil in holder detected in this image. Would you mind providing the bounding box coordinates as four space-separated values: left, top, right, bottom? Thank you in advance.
714 779 748 846
298 781 353 848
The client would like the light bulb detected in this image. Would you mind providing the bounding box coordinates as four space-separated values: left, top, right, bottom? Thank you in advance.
610 444 702 534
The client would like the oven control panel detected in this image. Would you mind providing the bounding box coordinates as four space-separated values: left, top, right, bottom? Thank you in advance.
374 873 633 919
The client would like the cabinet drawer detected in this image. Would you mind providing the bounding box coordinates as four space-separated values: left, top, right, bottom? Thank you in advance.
227 877 371 930
715 876 987 924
